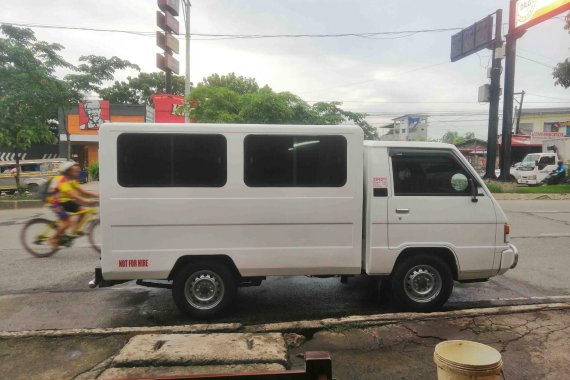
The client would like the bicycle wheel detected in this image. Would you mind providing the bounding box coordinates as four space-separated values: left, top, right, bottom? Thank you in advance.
87 218 101 253
20 218 60 258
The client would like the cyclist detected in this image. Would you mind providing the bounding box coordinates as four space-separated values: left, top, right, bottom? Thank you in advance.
47 161 99 248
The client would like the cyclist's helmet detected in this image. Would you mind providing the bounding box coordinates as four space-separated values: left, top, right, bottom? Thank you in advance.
58 161 78 174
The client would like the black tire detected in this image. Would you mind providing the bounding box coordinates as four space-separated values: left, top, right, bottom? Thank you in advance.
172 261 237 319
390 254 453 312
20 218 60 258
86 218 101 253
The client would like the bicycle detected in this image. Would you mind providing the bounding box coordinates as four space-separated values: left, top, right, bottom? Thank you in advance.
20 206 100 257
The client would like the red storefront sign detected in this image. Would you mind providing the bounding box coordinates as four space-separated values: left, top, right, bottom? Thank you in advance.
152 94 185 123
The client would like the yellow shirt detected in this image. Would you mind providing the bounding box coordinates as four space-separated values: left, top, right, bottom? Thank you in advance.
48 176 80 204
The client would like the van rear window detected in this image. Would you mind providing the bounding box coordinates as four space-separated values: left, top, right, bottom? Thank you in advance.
244 135 347 187
117 133 227 187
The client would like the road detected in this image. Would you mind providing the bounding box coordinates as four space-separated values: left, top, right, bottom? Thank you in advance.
0 199 569 331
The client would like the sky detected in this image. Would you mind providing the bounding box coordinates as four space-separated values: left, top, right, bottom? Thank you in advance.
3 0 570 140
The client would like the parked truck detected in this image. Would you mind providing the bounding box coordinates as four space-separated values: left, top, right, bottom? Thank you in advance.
515 137 570 185
94 123 518 318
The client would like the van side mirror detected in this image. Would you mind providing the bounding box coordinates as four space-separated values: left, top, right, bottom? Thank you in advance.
469 179 478 203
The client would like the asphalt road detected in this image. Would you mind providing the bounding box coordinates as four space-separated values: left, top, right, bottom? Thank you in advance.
0 198 569 331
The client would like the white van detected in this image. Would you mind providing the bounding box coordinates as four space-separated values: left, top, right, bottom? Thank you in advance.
95 123 518 318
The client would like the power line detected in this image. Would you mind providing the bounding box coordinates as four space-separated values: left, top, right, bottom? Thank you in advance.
0 21 462 40
524 92 570 101
517 55 554 69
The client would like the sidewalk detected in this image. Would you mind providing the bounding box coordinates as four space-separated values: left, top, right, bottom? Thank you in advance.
1 303 569 379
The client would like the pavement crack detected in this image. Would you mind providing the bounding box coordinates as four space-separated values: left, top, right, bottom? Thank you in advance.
401 324 446 342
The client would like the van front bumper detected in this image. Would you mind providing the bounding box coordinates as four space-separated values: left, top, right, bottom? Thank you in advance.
498 243 518 274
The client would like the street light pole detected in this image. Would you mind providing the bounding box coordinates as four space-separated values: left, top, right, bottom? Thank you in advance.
182 0 191 123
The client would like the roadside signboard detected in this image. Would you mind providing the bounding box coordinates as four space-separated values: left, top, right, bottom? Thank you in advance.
450 16 494 62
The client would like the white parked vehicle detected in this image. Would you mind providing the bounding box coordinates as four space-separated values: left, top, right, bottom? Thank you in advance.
515 152 558 185
94 123 518 318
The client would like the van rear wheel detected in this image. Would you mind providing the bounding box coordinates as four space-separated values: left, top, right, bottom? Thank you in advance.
172 262 237 319
390 254 453 311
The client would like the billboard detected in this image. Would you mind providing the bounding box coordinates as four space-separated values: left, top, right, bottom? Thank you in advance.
450 16 493 62
515 0 570 32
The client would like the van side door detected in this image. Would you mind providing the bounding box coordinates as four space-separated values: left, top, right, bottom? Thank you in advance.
387 148 497 277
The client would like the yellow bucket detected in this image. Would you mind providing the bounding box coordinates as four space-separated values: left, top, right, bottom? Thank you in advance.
434 340 503 380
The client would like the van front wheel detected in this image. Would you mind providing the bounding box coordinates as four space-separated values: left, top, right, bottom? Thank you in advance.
390 255 453 311
172 262 237 319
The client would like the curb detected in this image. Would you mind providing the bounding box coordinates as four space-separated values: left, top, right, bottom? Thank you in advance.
0 200 43 209
1 303 569 339
493 193 570 200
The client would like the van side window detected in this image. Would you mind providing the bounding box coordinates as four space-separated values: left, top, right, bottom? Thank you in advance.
244 135 347 187
117 133 227 187
391 153 471 196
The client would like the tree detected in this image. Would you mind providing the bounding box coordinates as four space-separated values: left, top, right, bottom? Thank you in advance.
441 131 475 145
0 25 71 191
0 25 138 192
100 72 184 105
201 72 259 95
179 73 378 139
553 13 570 88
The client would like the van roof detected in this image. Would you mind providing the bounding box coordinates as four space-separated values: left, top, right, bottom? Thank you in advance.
364 141 456 149
100 123 363 135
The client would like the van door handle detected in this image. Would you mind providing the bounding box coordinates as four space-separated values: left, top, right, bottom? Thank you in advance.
395 208 410 214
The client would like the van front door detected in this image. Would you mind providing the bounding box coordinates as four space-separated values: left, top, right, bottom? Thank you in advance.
387 149 497 277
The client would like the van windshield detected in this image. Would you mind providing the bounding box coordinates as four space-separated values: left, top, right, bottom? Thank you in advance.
521 154 540 167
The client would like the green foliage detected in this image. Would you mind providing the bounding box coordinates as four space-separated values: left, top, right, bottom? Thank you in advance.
484 181 503 193
178 73 378 139
553 13 570 88
87 162 99 181
553 58 570 88
441 131 476 145
201 73 259 94
64 55 139 94
0 24 135 188
0 24 70 190
100 72 185 105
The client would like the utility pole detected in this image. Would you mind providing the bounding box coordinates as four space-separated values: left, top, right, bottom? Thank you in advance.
182 0 191 122
499 0 519 181
514 90 525 134
484 9 503 180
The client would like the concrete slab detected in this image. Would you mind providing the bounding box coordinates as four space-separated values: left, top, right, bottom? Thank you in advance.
0 335 127 380
112 333 288 367
98 363 286 379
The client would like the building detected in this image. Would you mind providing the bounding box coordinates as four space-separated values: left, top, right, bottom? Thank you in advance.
58 102 153 167
378 114 428 141
455 138 487 173
517 107 570 138
495 107 570 164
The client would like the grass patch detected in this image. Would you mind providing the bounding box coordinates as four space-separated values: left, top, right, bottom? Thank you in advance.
516 184 570 194
484 180 517 193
